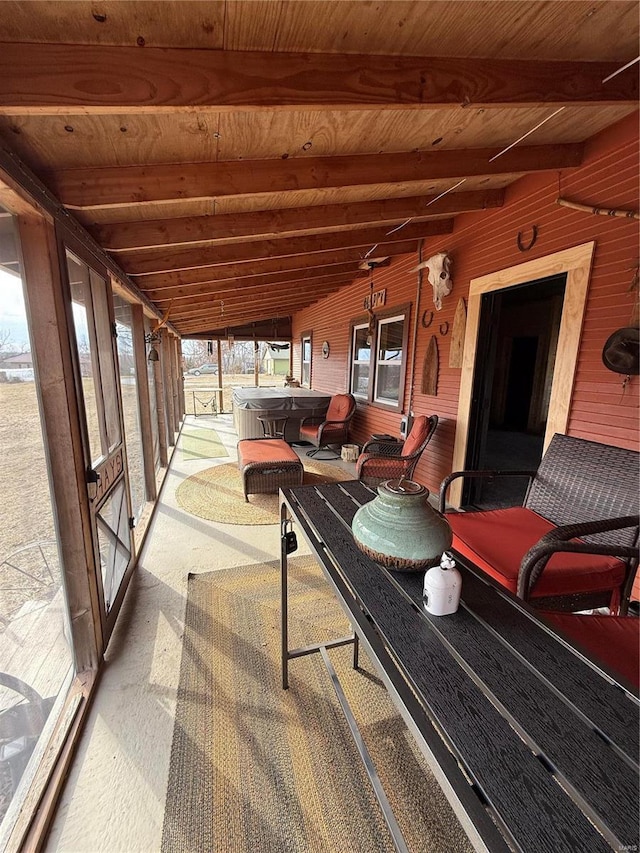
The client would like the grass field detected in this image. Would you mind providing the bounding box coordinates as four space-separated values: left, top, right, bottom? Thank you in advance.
0 381 59 620
0 382 55 556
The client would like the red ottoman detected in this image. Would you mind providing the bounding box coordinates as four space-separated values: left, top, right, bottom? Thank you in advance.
237 438 303 501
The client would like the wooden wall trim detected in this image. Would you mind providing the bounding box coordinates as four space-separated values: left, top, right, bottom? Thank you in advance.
0 174 51 219
9 670 97 853
450 241 595 506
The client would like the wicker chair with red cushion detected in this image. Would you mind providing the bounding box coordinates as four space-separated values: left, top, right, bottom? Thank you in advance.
356 415 438 487
299 393 357 459
439 433 640 613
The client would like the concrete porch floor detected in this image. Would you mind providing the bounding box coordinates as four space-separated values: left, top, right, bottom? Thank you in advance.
44 415 358 852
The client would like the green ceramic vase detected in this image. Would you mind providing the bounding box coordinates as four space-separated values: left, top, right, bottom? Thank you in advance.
351 479 452 571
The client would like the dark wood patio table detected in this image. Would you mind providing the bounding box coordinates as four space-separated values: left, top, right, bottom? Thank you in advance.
280 480 639 853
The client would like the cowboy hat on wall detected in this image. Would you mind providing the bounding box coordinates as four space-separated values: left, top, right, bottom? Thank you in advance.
602 326 640 375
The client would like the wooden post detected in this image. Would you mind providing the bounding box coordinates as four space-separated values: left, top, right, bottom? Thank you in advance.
176 337 185 419
217 339 223 411
161 332 176 442
168 334 179 430
131 304 157 502
17 213 103 670
172 335 183 424
254 340 259 386
153 354 168 467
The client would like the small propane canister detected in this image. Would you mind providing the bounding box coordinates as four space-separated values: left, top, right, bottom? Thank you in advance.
423 552 462 616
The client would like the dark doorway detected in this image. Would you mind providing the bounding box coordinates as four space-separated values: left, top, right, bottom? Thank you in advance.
504 336 538 429
464 274 567 509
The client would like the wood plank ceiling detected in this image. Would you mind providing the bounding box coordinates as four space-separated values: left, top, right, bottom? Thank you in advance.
0 1 637 339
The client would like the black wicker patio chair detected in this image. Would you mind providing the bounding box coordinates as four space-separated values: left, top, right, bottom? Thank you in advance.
439 433 640 613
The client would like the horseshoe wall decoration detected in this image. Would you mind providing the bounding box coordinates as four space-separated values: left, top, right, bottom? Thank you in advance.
517 225 538 252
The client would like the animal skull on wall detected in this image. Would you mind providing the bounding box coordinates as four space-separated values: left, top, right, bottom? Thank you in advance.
415 252 453 310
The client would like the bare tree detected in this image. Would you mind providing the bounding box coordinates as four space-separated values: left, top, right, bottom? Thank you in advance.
0 328 14 353
180 338 273 377
181 339 208 369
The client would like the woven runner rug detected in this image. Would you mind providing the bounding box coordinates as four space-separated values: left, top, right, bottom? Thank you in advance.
161 557 472 853
180 426 229 461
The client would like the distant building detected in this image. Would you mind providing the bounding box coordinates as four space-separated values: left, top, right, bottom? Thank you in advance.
0 351 32 369
264 343 290 376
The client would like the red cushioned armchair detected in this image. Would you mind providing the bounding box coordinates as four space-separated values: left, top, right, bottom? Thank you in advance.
356 415 438 487
439 433 640 613
299 393 357 459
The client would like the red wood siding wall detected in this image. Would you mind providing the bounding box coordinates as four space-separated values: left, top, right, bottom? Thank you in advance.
292 111 639 497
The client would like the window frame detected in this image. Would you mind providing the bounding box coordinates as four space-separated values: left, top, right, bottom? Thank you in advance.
300 330 312 387
349 321 371 401
348 304 410 411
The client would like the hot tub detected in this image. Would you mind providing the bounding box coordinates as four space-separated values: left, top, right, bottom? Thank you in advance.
232 387 332 442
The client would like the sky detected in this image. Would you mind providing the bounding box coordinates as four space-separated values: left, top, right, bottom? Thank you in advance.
0 267 29 350
1 267 89 353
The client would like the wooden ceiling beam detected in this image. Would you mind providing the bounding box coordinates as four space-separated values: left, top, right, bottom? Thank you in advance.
148 273 362 306
178 316 297 335
0 44 635 115
137 245 405 290
144 267 368 302
182 317 293 342
166 281 350 315
171 293 328 323
123 219 452 276
175 286 339 311
179 292 318 313
168 292 344 322
47 145 583 209
175 298 320 328
95 190 504 251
